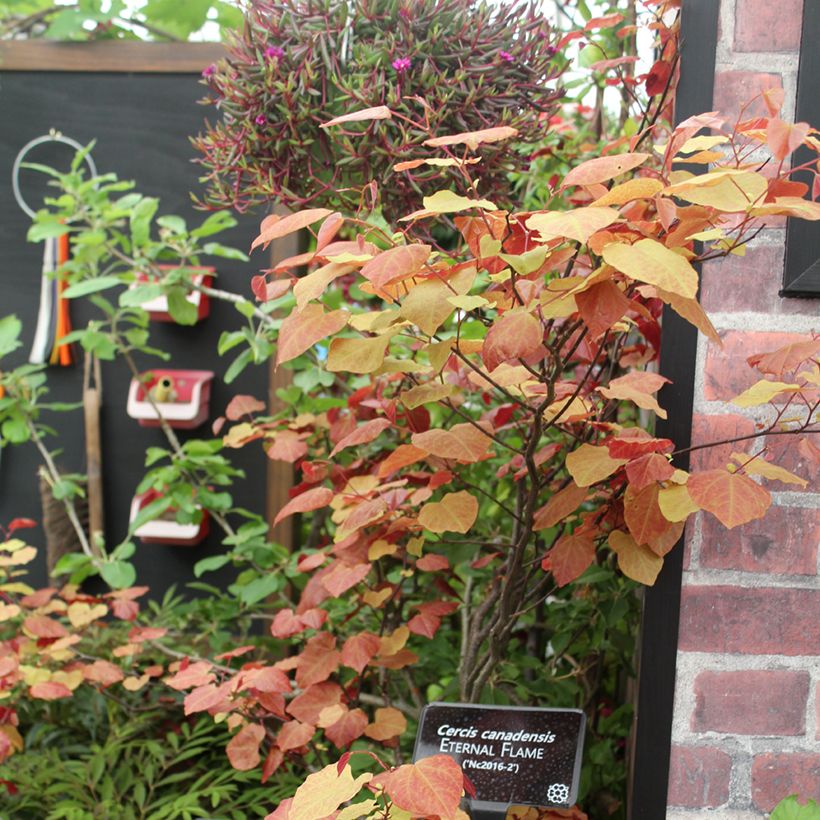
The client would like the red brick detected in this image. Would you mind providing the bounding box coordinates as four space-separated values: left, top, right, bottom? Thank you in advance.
752 753 820 811
734 0 804 52
692 670 809 735
667 745 732 808
713 71 782 122
690 413 757 472
816 683 820 740
703 331 806 402
679 586 820 655
699 504 820 575
764 434 820 493
699 244 808 315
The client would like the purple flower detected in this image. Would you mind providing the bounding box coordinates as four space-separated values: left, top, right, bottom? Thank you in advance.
201 64 216 78
545 45 558 58
499 50 514 63
392 56 412 73
264 45 285 61
255 114 267 126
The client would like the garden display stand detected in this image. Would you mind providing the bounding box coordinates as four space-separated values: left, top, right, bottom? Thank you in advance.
126 369 215 429
129 489 209 546
131 266 214 323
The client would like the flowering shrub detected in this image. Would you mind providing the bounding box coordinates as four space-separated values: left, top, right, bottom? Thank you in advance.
193 0 565 212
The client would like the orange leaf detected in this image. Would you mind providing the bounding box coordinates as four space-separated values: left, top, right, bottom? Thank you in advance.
276 304 349 366
561 153 649 189
624 483 680 554
341 632 381 674
687 469 771 529
608 530 663 585
566 444 627 487
533 482 587 531
225 395 266 420
747 337 820 376
598 371 670 419
416 553 450 571
295 632 341 688
766 119 810 161
625 452 675 490
541 531 596 586
321 562 372 597
412 422 493 463
378 444 427 477
325 707 368 747
274 487 333 526
365 706 407 741
165 661 214 691
418 491 478 533
252 208 333 251
360 244 431 291
482 310 543 371
287 682 343 724
277 720 315 752
29 681 72 700
329 418 391 457
227 723 265 770
321 105 393 128
424 126 518 150
575 280 631 340
371 754 463 820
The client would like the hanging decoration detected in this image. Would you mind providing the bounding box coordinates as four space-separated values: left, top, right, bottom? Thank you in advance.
12 130 98 366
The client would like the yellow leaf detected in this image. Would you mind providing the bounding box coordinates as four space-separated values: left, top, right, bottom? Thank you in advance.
379 626 409 656
289 763 373 820
730 453 808 488
749 197 820 220
447 294 489 310
327 335 392 374
663 170 767 211
362 588 392 608
67 602 108 629
592 178 664 206
499 246 550 275
654 287 721 345
658 484 699 522
421 190 497 214
731 379 802 408
368 540 397 560
400 267 475 335
543 396 590 424
602 238 698 299
418 491 478 533
294 262 354 310
336 799 380 820
566 444 627 487
609 530 664 585
676 134 729 154
526 207 621 244
406 536 424 557
401 383 456 409
0 602 21 621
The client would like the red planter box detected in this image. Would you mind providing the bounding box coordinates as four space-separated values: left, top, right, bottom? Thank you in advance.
131 266 213 323
129 489 209 547
127 369 215 429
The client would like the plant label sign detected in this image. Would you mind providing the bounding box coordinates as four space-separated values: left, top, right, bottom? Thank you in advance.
413 702 585 819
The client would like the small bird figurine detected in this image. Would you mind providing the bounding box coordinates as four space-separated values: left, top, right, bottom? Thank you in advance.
149 376 178 403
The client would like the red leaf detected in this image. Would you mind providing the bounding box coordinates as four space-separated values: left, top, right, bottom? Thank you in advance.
274 487 333 526
329 418 391 457
251 208 333 251
165 661 214 691
227 723 266 770
325 707 368 748
276 304 348 367
321 562 372 597
184 682 231 715
408 612 441 639
287 681 343 724
371 754 464 820
23 615 67 639
341 632 381 674
270 608 307 639
645 59 672 96
276 720 315 752
7 518 37 534
482 310 543 371
416 553 450 572
625 453 675 490
29 681 72 700
295 632 341 688
262 747 285 784
242 666 292 694
541 532 596 587
225 395 266 420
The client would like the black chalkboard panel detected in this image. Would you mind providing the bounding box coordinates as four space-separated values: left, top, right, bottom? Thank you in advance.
0 69 267 596
414 702 585 818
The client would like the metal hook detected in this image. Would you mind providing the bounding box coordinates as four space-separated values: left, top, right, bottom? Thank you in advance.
11 129 98 219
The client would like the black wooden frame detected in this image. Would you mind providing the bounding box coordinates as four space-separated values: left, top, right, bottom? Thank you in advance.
781 2 820 297
628 2 720 816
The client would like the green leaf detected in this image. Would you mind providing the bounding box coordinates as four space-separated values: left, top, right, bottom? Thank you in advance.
52 551 93 576
194 554 232 578
0 315 22 357
191 211 236 238
167 288 198 325
224 348 253 384
27 221 71 242
771 796 820 820
100 560 137 590
202 242 248 261
63 276 122 299
130 197 159 246
1 418 29 444
119 283 164 307
236 572 280 605
156 214 187 235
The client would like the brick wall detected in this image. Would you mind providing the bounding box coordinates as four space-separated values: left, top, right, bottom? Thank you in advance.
666 1 819 817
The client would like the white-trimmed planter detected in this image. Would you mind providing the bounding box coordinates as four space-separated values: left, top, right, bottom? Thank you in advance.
131 267 214 323
127 369 215 430
129 490 209 547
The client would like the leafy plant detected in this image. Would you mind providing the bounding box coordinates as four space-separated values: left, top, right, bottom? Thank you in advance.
771 795 820 820
193 0 566 213
0 0 242 42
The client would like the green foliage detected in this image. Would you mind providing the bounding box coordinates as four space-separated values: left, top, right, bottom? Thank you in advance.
771 795 820 820
0 0 241 41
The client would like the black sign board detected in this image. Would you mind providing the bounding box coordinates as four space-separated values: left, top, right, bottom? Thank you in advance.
413 703 585 819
